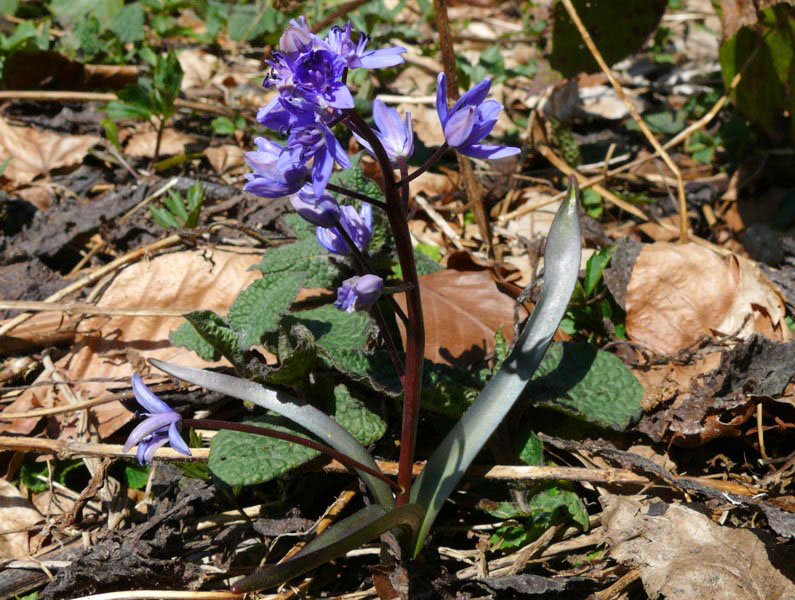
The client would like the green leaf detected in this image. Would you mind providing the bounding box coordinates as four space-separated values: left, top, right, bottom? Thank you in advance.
124 464 150 489
170 320 221 361
583 246 611 297
256 237 340 288
50 0 123 28
331 384 386 447
101 118 121 150
529 487 589 530
109 3 145 42
149 205 181 229
719 5 795 134
410 178 581 556
318 348 402 396
550 0 666 77
183 310 246 366
211 116 236 135
163 191 188 223
518 430 544 466
286 304 374 352
228 272 305 349
104 99 152 120
0 157 11 178
210 413 320 487
0 0 18 16
526 342 643 430
267 325 316 385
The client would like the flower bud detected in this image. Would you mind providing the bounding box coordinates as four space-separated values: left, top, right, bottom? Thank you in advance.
290 185 340 227
334 274 384 313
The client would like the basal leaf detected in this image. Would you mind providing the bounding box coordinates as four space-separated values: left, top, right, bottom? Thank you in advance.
256 237 340 288
228 272 305 349
170 321 221 362
331 384 386 447
183 310 246 367
286 304 374 351
209 413 319 487
526 342 643 430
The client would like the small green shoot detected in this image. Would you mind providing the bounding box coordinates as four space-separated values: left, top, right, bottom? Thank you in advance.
150 181 204 229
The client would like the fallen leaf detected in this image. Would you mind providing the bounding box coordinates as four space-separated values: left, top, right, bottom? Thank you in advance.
203 145 245 174
0 479 43 560
0 248 264 438
124 128 196 158
394 269 526 368
719 0 795 40
602 495 795 599
178 48 219 90
625 242 788 355
2 50 138 91
0 116 99 185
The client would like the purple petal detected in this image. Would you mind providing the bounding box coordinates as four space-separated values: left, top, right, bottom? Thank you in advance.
451 77 492 115
359 46 406 69
436 72 448 124
443 106 476 147
312 147 334 198
142 435 170 465
131 373 171 414
123 412 179 452
316 226 349 254
352 131 374 155
324 82 355 109
458 143 521 160
360 203 373 231
168 422 192 457
373 99 405 146
326 131 351 169
243 177 294 198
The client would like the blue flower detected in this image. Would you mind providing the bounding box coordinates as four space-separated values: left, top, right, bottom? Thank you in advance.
123 374 191 466
290 184 340 227
243 137 308 198
290 48 354 111
288 121 351 198
335 274 384 312
316 203 373 255
325 22 406 70
435 73 520 160
354 98 413 166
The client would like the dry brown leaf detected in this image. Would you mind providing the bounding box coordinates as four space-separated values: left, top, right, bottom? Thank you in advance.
0 116 98 185
394 269 525 368
203 145 245 174
124 128 195 158
625 242 788 355
632 351 723 412
0 479 43 560
719 0 795 40
0 248 263 438
178 48 219 90
603 495 795 599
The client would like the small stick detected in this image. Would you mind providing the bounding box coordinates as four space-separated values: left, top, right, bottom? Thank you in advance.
413 195 464 249
560 0 689 242
757 402 769 461
0 91 242 118
0 234 181 337
69 592 245 600
0 395 119 420
0 300 190 317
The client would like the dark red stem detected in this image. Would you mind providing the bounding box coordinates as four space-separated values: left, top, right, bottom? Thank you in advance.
183 419 400 492
343 109 425 507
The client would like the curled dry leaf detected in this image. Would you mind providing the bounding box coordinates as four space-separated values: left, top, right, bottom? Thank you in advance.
203 145 245 175
0 116 99 185
0 479 43 560
0 248 263 438
603 495 795 600
625 242 788 355
394 269 526 369
124 128 196 158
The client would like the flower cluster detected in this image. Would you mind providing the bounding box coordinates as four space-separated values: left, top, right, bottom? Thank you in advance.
244 16 519 314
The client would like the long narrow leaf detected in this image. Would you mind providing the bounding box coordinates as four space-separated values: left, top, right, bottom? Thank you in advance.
409 179 582 555
231 504 425 593
150 359 394 508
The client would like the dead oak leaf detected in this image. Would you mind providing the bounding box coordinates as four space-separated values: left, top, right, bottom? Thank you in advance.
603 495 795 600
625 242 788 355
125 128 195 158
395 269 525 368
0 479 43 560
0 116 98 185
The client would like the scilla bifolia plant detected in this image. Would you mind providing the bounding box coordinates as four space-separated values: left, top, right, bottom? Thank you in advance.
123 17 581 593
